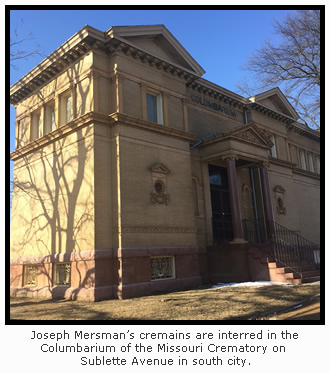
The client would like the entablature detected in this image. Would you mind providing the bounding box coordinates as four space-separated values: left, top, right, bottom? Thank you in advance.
287 122 320 143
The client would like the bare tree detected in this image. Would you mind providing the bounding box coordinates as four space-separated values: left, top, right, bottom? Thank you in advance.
10 20 43 68
10 20 44 208
239 10 320 129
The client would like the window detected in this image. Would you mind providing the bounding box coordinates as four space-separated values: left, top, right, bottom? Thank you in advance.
54 263 71 286
307 153 314 173
299 150 307 170
146 92 163 124
269 134 277 158
150 256 175 280
24 265 38 286
60 91 72 125
31 111 41 141
44 101 56 134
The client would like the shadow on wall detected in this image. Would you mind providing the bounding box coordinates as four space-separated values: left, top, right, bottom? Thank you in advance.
11 42 99 299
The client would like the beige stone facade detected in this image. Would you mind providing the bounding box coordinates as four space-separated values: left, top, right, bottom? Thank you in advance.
10 25 320 300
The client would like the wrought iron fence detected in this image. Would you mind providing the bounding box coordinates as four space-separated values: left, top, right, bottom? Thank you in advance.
242 218 320 276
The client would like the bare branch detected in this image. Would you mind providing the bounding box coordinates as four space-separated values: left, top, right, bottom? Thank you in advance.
239 10 320 128
10 19 44 68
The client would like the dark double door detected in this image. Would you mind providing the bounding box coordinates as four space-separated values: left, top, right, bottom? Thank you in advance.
209 165 233 243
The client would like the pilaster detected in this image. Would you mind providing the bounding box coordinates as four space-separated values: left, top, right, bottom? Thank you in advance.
90 71 99 112
140 83 147 120
162 92 169 127
115 74 124 113
183 98 189 132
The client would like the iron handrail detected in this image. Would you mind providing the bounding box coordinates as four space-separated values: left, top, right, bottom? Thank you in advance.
242 218 320 277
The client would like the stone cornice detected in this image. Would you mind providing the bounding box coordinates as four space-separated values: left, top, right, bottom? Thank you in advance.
106 25 205 76
187 79 246 109
200 123 273 150
105 38 200 84
10 111 197 161
269 156 297 169
248 102 296 124
109 112 197 142
292 168 321 180
10 26 105 106
287 122 320 143
10 25 202 106
10 111 108 161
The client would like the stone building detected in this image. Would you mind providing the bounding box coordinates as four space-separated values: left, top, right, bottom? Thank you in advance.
10 25 320 301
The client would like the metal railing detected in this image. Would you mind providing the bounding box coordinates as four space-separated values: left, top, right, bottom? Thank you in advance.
242 218 320 276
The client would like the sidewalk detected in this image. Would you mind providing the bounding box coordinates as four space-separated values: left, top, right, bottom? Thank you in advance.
276 298 320 320
256 295 320 320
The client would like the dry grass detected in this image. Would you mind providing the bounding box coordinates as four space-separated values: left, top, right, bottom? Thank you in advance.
10 282 320 321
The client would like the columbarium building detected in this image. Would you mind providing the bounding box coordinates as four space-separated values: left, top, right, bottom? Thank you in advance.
10 25 320 301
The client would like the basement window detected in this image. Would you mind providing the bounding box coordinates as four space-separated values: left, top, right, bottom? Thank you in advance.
24 265 38 286
150 256 175 281
54 263 71 286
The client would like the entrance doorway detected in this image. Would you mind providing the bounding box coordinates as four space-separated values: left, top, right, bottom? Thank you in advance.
209 164 233 243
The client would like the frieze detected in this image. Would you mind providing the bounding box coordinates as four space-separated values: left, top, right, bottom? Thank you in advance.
235 129 264 145
188 94 237 117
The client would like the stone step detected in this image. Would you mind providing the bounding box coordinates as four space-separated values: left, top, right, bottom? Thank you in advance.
282 277 302 285
301 276 320 284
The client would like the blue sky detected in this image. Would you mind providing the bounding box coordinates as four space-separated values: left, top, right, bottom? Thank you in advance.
9 8 294 177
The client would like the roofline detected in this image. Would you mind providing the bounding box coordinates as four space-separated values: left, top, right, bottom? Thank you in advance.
249 87 300 121
10 24 205 106
106 24 205 76
10 25 105 98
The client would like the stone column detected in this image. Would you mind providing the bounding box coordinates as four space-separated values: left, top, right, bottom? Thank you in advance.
260 166 275 238
225 157 246 243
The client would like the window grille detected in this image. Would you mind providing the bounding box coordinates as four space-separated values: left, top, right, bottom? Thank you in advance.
150 256 175 280
55 263 71 286
24 265 38 286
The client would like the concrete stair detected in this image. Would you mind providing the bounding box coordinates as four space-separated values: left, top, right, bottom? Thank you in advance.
268 261 320 284
248 246 320 285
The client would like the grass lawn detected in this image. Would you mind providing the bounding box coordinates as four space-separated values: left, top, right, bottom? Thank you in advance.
10 282 320 321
